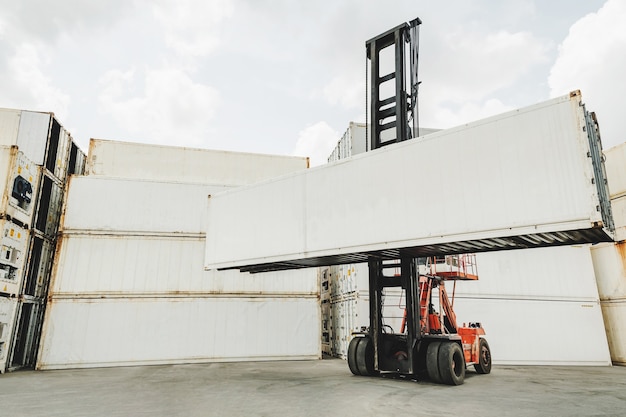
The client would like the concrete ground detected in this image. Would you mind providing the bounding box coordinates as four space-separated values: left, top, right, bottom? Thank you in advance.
1 359 625 417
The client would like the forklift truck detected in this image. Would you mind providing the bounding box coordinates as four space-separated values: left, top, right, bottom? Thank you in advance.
347 18 491 385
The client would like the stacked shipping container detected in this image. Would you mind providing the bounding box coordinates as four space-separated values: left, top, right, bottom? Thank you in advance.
590 142 626 364
37 140 320 369
0 108 86 373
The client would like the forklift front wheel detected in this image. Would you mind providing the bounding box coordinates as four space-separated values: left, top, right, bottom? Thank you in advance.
474 338 492 374
438 342 465 386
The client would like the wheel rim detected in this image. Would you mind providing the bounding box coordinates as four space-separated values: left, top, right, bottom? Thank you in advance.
481 344 491 366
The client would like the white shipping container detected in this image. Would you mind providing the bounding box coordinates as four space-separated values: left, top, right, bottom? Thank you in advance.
610 196 626 242
0 221 29 296
0 109 51 165
50 234 319 296
455 246 602 300
0 297 19 373
452 297 610 365
0 146 41 227
590 242 626 364
62 177 231 234
86 139 309 185
326 246 611 365
205 92 613 272
37 296 320 369
604 142 626 199
599 301 626 364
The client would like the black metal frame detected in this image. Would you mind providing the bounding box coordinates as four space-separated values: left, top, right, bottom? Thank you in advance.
366 17 421 150
365 18 424 374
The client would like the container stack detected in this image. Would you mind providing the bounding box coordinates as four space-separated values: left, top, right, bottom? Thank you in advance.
590 142 626 365
0 108 86 373
36 140 321 370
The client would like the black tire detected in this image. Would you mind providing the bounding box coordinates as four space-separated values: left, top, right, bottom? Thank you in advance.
347 337 362 375
356 336 377 376
426 341 442 384
474 338 492 374
438 342 465 386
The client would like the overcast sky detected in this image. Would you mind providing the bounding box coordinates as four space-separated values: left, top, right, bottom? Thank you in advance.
0 0 624 165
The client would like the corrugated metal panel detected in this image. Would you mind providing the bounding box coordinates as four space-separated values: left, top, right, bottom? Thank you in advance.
50 234 319 295
16 111 51 166
610 196 626 241
590 242 626 364
604 142 626 199
86 139 309 185
0 146 41 227
327 246 611 364
62 177 230 234
453 298 610 365
205 92 613 272
455 246 601 300
0 221 29 296
0 297 19 373
37 296 320 370
600 301 626 364
0 109 21 149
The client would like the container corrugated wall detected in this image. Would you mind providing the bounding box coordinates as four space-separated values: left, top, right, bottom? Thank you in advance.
589 143 626 365
0 297 18 372
0 107 86 372
86 139 309 185
38 144 320 369
325 246 611 365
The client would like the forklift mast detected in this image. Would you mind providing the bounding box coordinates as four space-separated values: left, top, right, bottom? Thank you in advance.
365 17 423 375
350 18 491 384
366 17 421 150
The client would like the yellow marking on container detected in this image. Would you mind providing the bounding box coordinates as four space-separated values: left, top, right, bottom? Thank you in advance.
9 229 14 237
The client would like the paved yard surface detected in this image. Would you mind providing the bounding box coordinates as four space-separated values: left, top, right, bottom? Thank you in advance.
1 359 625 416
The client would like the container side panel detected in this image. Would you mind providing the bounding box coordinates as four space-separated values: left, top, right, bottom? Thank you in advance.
51 235 319 295
37 297 320 369
453 298 611 365
16 111 50 165
87 139 309 185
590 242 626 300
205 93 609 270
0 110 21 147
0 297 19 373
62 177 230 234
600 301 626 364
604 142 626 199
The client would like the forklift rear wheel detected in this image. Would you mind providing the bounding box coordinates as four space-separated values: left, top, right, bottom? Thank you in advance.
473 338 492 374
355 336 377 376
347 337 362 375
438 342 465 386
426 341 442 384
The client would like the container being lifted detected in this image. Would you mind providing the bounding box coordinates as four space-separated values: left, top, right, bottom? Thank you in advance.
205 18 613 385
204 89 613 272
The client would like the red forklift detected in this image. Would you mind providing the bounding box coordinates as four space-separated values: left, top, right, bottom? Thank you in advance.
347 255 491 385
346 18 491 385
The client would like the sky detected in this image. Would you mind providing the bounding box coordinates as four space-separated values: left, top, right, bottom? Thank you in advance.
0 0 624 166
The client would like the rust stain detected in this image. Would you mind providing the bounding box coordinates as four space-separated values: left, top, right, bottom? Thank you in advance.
616 241 626 272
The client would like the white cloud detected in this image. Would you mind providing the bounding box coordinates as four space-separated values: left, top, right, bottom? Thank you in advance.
548 0 626 149
98 67 221 146
151 0 234 58
422 98 514 130
292 121 340 166
6 42 70 116
427 29 552 104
